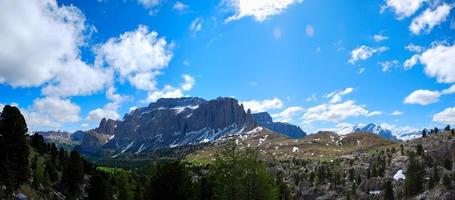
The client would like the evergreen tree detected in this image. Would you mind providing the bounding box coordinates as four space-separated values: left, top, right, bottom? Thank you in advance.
31 133 46 154
421 129 427 138
62 150 85 195
445 125 451 131
416 144 423 156
443 158 452 171
428 166 439 189
0 105 30 190
383 180 394 200
404 153 423 197
145 161 192 200
88 172 113 200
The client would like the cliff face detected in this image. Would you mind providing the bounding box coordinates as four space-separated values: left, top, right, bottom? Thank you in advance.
101 97 255 156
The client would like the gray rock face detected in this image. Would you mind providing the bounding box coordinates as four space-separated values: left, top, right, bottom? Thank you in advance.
103 97 255 156
94 118 119 135
252 112 306 138
75 130 112 155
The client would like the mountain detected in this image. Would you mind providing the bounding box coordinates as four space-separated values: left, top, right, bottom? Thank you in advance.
99 97 255 157
75 118 118 155
34 130 79 149
334 123 398 141
252 112 306 138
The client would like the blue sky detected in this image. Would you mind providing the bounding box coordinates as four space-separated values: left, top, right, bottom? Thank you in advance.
0 0 454 134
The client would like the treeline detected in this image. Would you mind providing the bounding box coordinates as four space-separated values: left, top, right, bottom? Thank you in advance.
87 141 287 200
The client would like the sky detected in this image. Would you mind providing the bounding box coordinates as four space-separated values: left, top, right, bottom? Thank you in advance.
0 0 454 135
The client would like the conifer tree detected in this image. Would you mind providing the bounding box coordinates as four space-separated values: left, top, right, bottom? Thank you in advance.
404 153 423 197
383 180 394 200
0 105 30 190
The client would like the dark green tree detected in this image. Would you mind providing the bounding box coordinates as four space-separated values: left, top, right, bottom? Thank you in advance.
443 158 452 170
87 172 113 200
445 125 451 131
383 180 394 200
62 150 85 195
416 144 424 156
404 153 423 197
0 105 30 190
442 174 451 189
145 161 192 200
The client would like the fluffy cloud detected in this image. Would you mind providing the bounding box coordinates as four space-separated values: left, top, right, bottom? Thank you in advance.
373 34 389 42
325 87 353 103
379 60 399 72
381 0 424 19
404 89 440 105
405 44 424 53
95 25 173 91
173 1 189 11
223 0 303 23
271 106 303 122
302 100 374 123
441 84 455 94
181 74 195 91
146 74 196 102
433 107 455 125
0 103 4 112
391 110 404 116
349 45 388 64
419 44 455 83
86 86 129 122
242 98 283 113
25 97 80 128
41 61 112 97
137 0 160 8
404 55 420 70
0 0 108 95
410 4 452 35
190 17 203 36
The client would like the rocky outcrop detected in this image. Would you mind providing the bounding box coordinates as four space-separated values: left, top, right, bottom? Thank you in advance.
102 97 255 156
75 130 112 155
94 118 119 135
253 112 306 138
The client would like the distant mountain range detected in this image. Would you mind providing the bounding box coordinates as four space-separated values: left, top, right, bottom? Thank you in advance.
35 97 424 158
334 123 402 141
252 112 306 138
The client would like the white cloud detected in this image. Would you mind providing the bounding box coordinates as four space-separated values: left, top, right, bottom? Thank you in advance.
0 0 103 93
325 87 353 103
223 0 303 23
419 44 455 83
181 74 195 91
404 55 420 70
404 89 441 105
173 1 189 11
0 103 4 112
190 17 203 36
358 67 365 74
441 84 455 94
405 44 424 53
349 45 388 64
25 97 81 128
302 100 375 123
271 106 303 122
86 86 129 122
305 25 315 37
242 98 283 113
381 0 424 19
367 111 383 116
379 60 399 72
145 74 195 102
391 110 404 116
433 107 455 125
95 25 173 91
41 61 112 97
306 94 317 102
410 4 452 35
373 34 388 42
146 85 184 102
137 0 160 8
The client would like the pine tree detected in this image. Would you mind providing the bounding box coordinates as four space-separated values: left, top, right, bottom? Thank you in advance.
416 144 423 156
0 105 30 190
445 125 451 131
442 174 451 189
62 150 84 195
383 180 394 200
443 158 452 171
422 129 427 138
404 153 423 197
88 172 113 200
